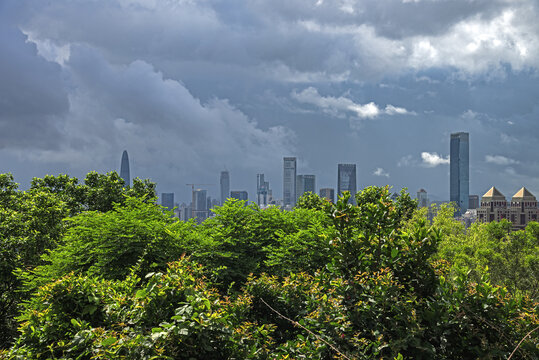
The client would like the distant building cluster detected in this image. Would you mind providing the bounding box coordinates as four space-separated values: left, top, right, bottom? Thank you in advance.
121 130 539 229
413 132 539 231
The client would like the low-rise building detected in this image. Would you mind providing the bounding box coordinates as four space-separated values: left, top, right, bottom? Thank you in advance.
476 187 539 230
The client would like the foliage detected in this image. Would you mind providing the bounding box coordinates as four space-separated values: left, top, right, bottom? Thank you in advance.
6 260 537 359
21 196 187 292
1 178 538 358
30 171 156 214
0 176 69 347
436 214 539 299
7 259 240 359
192 200 333 288
295 191 331 211
0 172 157 348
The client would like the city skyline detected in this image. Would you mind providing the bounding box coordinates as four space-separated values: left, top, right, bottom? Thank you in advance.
2 1 539 203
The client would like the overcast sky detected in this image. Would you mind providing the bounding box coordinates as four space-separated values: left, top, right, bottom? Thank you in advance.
1 0 539 203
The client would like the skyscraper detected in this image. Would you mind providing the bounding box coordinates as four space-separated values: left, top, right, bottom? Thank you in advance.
120 150 130 187
283 157 297 207
193 189 208 223
230 190 248 202
257 174 269 206
450 132 469 216
220 170 230 205
161 193 174 212
338 164 357 203
296 174 315 201
319 188 335 203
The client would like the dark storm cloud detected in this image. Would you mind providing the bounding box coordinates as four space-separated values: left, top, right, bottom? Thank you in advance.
249 0 511 39
42 44 294 199
0 21 68 149
13 0 539 81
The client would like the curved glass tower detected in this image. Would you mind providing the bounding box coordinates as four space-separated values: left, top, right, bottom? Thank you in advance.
120 150 130 187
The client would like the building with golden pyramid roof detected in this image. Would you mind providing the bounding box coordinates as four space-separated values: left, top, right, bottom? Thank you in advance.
477 186 539 230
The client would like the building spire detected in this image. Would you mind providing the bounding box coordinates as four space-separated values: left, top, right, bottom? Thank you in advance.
120 150 130 187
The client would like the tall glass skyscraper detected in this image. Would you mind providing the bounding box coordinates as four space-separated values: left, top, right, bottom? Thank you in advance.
120 150 130 187
194 189 208 223
450 132 469 216
283 157 297 206
161 193 174 212
296 174 315 201
256 174 269 206
338 164 357 203
220 170 230 205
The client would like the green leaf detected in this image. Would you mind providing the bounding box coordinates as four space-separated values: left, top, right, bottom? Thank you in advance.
203 299 211 310
135 289 147 298
101 337 117 347
82 305 98 315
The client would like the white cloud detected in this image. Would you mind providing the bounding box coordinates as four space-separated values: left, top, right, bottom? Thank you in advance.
485 155 519 165
406 8 539 75
373 167 390 177
397 155 415 167
500 133 518 144
421 152 449 167
461 110 479 120
505 167 517 176
291 87 413 119
385 104 414 115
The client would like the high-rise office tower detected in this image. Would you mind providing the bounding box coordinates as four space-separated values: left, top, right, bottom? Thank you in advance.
161 193 174 212
264 181 271 202
257 174 269 206
296 175 316 200
193 189 208 223
319 188 335 203
450 132 469 216
220 170 230 205
230 191 248 201
283 157 297 206
120 150 130 187
338 164 357 203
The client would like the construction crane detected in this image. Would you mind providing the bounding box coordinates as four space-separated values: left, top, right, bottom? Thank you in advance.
185 183 215 219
